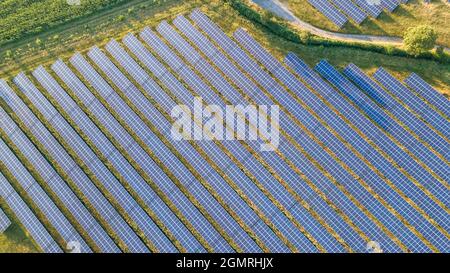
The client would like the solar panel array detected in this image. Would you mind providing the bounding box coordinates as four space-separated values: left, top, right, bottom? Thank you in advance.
0 9 448 253
0 208 11 233
0 172 62 252
307 0 409 27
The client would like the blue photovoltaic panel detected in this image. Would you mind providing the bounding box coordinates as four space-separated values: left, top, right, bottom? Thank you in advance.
0 208 11 233
0 137 91 252
190 8 374 252
0 172 62 252
161 18 339 252
32 66 177 253
192 11 418 253
12 73 149 253
315 61 449 201
189 17 404 252
120 35 296 252
232 29 450 252
353 0 383 18
343 64 449 161
329 0 367 24
180 15 429 253
121 33 337 252
284 56 450 224
381 0 399 12
404 73 450 118
51 60 204 253
0 79 127 254
0 81 119 253
172 15 354 252
73 50 234 253
308 0 347 27
87 47 240 252
284 54 450 251
232 28 438 253
177 15 423 253
374 68 450 140
101 40 294 253
144 26 360 252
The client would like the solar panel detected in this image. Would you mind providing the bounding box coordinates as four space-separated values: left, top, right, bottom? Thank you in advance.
285 56 450 227
12 73 149 253
119 36 293 252
199 17 427 253
353 0 383 18
101 40 293 252
329 0 367 24
151 27 353 251
0 87 118 253
308 0 348 27
190 9 419 252
124 35 294 249
232 30 437 253
190 10 376 252
181 15 440 253
172 15 361 252
381 0 399 12
404 73 450 118
284 55 449 250
0 79 129 254
32 66 177 253
120 33 337 252
231 29 448 252
51 59 204 253
315 62 449 202
73 50 234 253
0 137 91 252
344 64 449 162
161 18 348 252
374 68 450 140
0 172 62 252
0 208 11 233
1 7 445 253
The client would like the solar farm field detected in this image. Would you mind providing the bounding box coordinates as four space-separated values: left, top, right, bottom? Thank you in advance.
0 5 449 253
281 0 450 47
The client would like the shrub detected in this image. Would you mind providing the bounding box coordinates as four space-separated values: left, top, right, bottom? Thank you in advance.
404 25 438 57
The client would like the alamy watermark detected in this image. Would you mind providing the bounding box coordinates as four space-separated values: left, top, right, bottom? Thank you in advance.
67 241 81 253
366 241 383 253
171 97 280 152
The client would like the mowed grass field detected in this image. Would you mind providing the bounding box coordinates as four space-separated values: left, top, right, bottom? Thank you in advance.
281 0 450 47
0 0 448 253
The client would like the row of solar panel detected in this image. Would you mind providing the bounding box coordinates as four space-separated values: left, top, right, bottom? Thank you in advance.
0 173 61 252
0 9 447 253
1 13 297 252
231 23 448 252
307 0 408 27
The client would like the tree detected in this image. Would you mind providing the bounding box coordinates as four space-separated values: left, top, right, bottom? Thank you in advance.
403 25 438 56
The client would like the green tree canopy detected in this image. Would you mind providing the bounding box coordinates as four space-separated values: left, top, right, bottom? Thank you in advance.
404 25 438 56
